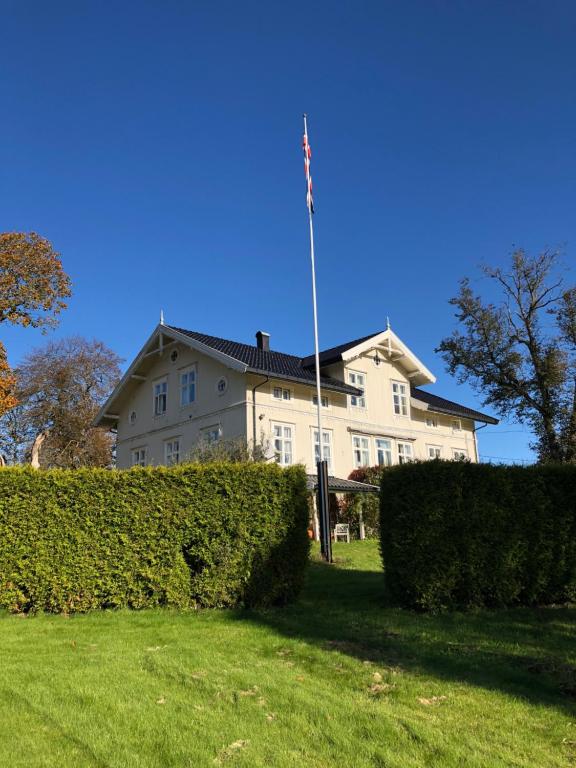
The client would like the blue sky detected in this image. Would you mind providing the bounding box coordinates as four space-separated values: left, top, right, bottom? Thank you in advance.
2 1 575 463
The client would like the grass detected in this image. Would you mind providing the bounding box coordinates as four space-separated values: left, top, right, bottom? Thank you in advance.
1 540 575 767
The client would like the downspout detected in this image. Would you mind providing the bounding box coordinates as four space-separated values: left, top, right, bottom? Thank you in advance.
252 374 270 449
472 422 488 463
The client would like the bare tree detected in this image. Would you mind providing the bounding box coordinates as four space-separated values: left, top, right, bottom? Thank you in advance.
6 337 122 468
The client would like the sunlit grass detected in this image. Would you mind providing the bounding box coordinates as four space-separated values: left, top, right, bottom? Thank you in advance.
0 540 574 766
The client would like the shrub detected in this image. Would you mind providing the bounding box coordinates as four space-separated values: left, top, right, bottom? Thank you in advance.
0 463 310 613
380 461 576 611
339 467 386 538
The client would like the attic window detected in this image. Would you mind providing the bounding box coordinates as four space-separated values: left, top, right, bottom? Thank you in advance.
129 410 137 425
170 349 179 363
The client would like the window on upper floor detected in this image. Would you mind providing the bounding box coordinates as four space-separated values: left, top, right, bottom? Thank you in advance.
348 371 366 408
180 366 196 407
392 381 408 416
131 447 147 467
164 438 181 466
313 429 333 472
426 416 438 428
375 438 393 467
452 418 462 432
427 445 442 459
312 394 329 408
153 378 167 416
273 386 291 402
352 434 370 467
397 441 413 464
272 422 293 466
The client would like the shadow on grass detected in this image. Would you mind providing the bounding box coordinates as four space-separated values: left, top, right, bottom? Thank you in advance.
243 558 576 716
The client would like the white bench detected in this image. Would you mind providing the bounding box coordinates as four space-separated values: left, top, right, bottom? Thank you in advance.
334 523 350 543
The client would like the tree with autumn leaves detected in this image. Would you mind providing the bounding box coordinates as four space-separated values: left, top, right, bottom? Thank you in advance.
0 232 71 416
0 233 121 467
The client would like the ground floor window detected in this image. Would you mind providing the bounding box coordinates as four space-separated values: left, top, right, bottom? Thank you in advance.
272 422 293 466
164 438 181 466
427 445 442 459
453 449 468 460
313 429 332 472
375 438 393 467
397 441 413 464
131 447 147 466
352 435 370 467
201 425 221 443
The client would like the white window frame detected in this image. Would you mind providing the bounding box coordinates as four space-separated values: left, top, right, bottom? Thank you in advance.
312 394 329 409
271 422 294 466
201 424 221 444
397 441 413 464
427 445 442 459
453 448 468 460
164 438 181 466
312 428 333 473
375 438 393 467
348 370 366 408
153 378 167 416
352 434 370 468
452 418 462 433
425 416 438 428
131 447 147 467
392 380 409 417
180 365 197 407
272 386 291 402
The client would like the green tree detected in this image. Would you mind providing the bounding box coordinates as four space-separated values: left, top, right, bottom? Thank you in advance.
437 249 576 463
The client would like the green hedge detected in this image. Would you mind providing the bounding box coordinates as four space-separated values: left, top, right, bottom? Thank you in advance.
0 463 310 613
380 461 576 611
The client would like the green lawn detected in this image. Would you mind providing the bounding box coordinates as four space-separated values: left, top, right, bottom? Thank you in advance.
1 540 575 767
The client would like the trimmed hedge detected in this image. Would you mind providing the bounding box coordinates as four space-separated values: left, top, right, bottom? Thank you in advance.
0 463 310 613
380 461 576 611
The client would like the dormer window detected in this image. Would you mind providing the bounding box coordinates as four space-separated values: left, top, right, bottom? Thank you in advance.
349 371 366 408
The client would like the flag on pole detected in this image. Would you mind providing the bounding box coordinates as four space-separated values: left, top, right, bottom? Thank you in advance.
302 127 314 214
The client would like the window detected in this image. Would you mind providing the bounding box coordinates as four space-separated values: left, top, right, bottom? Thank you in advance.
216 376 228 395
349 371 366 408
397 442 413 464
180 366 196 406
313 429 333 472
272 423 293 466
392 381 408 416
153 379 167 416
452 419 462 432
131 447 147 466
427 445 442 459
312 394 329 408
375 438 393 467
352 435 370 467
453 449 468 461
201 425 221 443
426 417 438 428
164 438 180 466
129 410 137 425
273 387 291 401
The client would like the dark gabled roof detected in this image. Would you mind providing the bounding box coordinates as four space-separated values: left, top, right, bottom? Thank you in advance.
411 387 499 425
306 475 379 493
301 331 382 369
167 326 362 396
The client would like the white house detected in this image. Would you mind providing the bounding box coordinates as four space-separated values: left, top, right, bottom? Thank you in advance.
95 321 497 480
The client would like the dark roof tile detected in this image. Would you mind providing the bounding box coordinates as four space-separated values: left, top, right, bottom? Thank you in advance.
411 387 498 425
